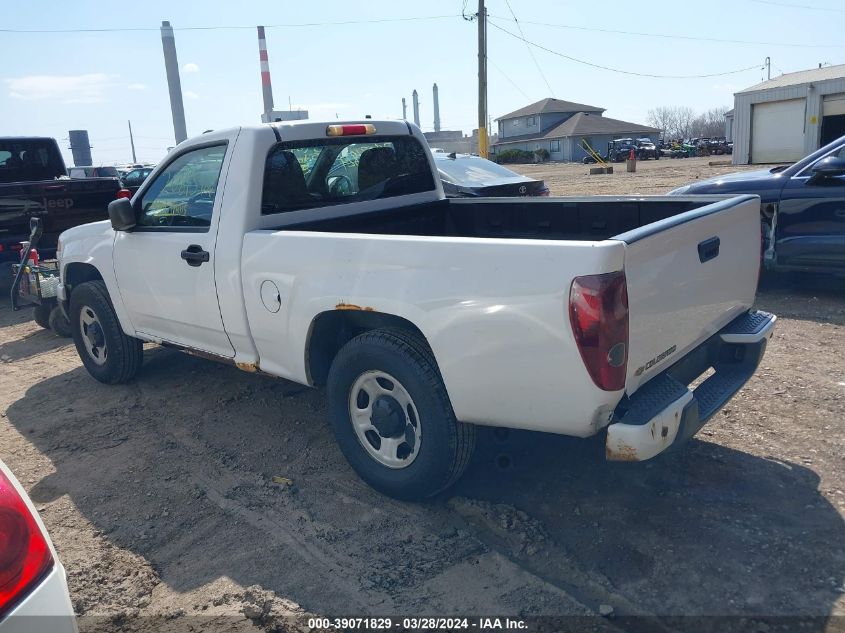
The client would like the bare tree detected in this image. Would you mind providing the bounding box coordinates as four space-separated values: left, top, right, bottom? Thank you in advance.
647 106 675 141
673 106 697 140
692 106 730 138
648 105 730 140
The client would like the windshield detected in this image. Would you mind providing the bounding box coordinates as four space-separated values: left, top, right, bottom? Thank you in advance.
435 156 522 184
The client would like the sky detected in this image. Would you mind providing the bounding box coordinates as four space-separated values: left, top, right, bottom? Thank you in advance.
2 0 843 166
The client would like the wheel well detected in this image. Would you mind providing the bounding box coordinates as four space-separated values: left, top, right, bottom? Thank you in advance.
64 263 103 293
305 310 429 386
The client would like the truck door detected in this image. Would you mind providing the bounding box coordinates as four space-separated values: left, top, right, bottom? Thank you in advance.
112 141 235 357
775 144 845 272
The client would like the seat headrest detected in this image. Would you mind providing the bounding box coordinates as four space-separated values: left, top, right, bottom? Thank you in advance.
357 146 398 192
264 150 310 209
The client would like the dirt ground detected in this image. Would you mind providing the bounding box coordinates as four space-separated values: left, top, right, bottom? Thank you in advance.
1 157 844 632
510 155 771 196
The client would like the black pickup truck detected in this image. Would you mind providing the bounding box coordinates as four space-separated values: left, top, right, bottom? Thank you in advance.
1 136 120 291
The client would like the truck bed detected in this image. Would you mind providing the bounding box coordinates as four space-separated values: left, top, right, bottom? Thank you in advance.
276 196 726 242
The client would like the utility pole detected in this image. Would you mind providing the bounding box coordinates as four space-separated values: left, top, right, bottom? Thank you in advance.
128 120 137 164
765 56 771 80
477 0 488 158
402 97 407 120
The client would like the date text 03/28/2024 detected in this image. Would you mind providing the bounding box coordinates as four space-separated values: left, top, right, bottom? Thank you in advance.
306 617 527 630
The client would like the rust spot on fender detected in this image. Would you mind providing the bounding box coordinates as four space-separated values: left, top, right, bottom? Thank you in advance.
606 441 639 462
335 302 375 312
236 361 259 373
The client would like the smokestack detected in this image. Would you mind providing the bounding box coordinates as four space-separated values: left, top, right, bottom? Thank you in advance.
412 90 420 128
402 98 407 120
68 130 92 167
160 21 187 144
432 83 441 133
257 26 275 121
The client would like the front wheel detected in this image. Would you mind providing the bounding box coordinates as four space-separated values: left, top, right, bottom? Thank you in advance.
327 328 475 500
70 280 143 384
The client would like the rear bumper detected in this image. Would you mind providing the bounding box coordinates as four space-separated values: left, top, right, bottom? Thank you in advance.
0 564 77 632
606 310 776 461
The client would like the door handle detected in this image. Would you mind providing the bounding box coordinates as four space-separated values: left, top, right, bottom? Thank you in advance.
180 244 209 267
835 210 845 219
698 236 720 263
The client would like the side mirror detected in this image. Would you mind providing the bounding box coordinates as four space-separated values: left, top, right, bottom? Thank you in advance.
108 198 136 231
809 156 845 182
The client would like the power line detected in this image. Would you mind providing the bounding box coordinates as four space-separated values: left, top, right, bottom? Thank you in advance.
489 58 532 101
0 14 460 34
503 0 555 97
749 0 845 11
488 21 763 79
491 15 844 49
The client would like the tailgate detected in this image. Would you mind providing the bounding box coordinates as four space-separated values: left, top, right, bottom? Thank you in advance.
0 179 117 241
616 195 761 394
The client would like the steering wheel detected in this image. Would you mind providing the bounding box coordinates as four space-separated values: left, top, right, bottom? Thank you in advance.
328 175 353 197
186 190 215 205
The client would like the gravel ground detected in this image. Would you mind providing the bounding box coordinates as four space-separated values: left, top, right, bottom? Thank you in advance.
1 157 843 632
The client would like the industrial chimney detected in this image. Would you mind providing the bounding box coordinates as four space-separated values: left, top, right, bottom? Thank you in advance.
257 26 275 122
68 130 93 167
159 21 188 144
412 90 420 128
432 83 441 133
402 98 407 120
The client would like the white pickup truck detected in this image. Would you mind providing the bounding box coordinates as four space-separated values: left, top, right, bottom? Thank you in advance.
55 120 776 499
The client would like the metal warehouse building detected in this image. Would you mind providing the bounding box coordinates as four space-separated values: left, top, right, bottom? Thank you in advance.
732 63 845 164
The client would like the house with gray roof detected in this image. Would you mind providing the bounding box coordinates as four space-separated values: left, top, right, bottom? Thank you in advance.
492 97 660 162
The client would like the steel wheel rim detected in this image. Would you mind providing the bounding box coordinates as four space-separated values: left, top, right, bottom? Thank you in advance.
79 305 108 366
348 370 422 469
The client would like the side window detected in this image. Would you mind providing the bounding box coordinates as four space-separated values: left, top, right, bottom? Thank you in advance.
138 145 226 229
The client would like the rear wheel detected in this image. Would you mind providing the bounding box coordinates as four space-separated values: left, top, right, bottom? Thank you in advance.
32 303 51 329
327 328 475 500
70 280 143 384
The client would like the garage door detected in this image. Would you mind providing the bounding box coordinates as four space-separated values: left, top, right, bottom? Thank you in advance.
751 99 805 163
823 93 845 117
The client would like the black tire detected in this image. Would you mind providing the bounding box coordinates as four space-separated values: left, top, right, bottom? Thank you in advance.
327 328 475 500
33 303 51 329
48 305 72 338
69 280 143 384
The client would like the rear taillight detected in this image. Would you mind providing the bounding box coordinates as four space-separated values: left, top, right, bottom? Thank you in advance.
116 189 132 199
537 187 550 197
0 470 53 618
569 271 629 391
